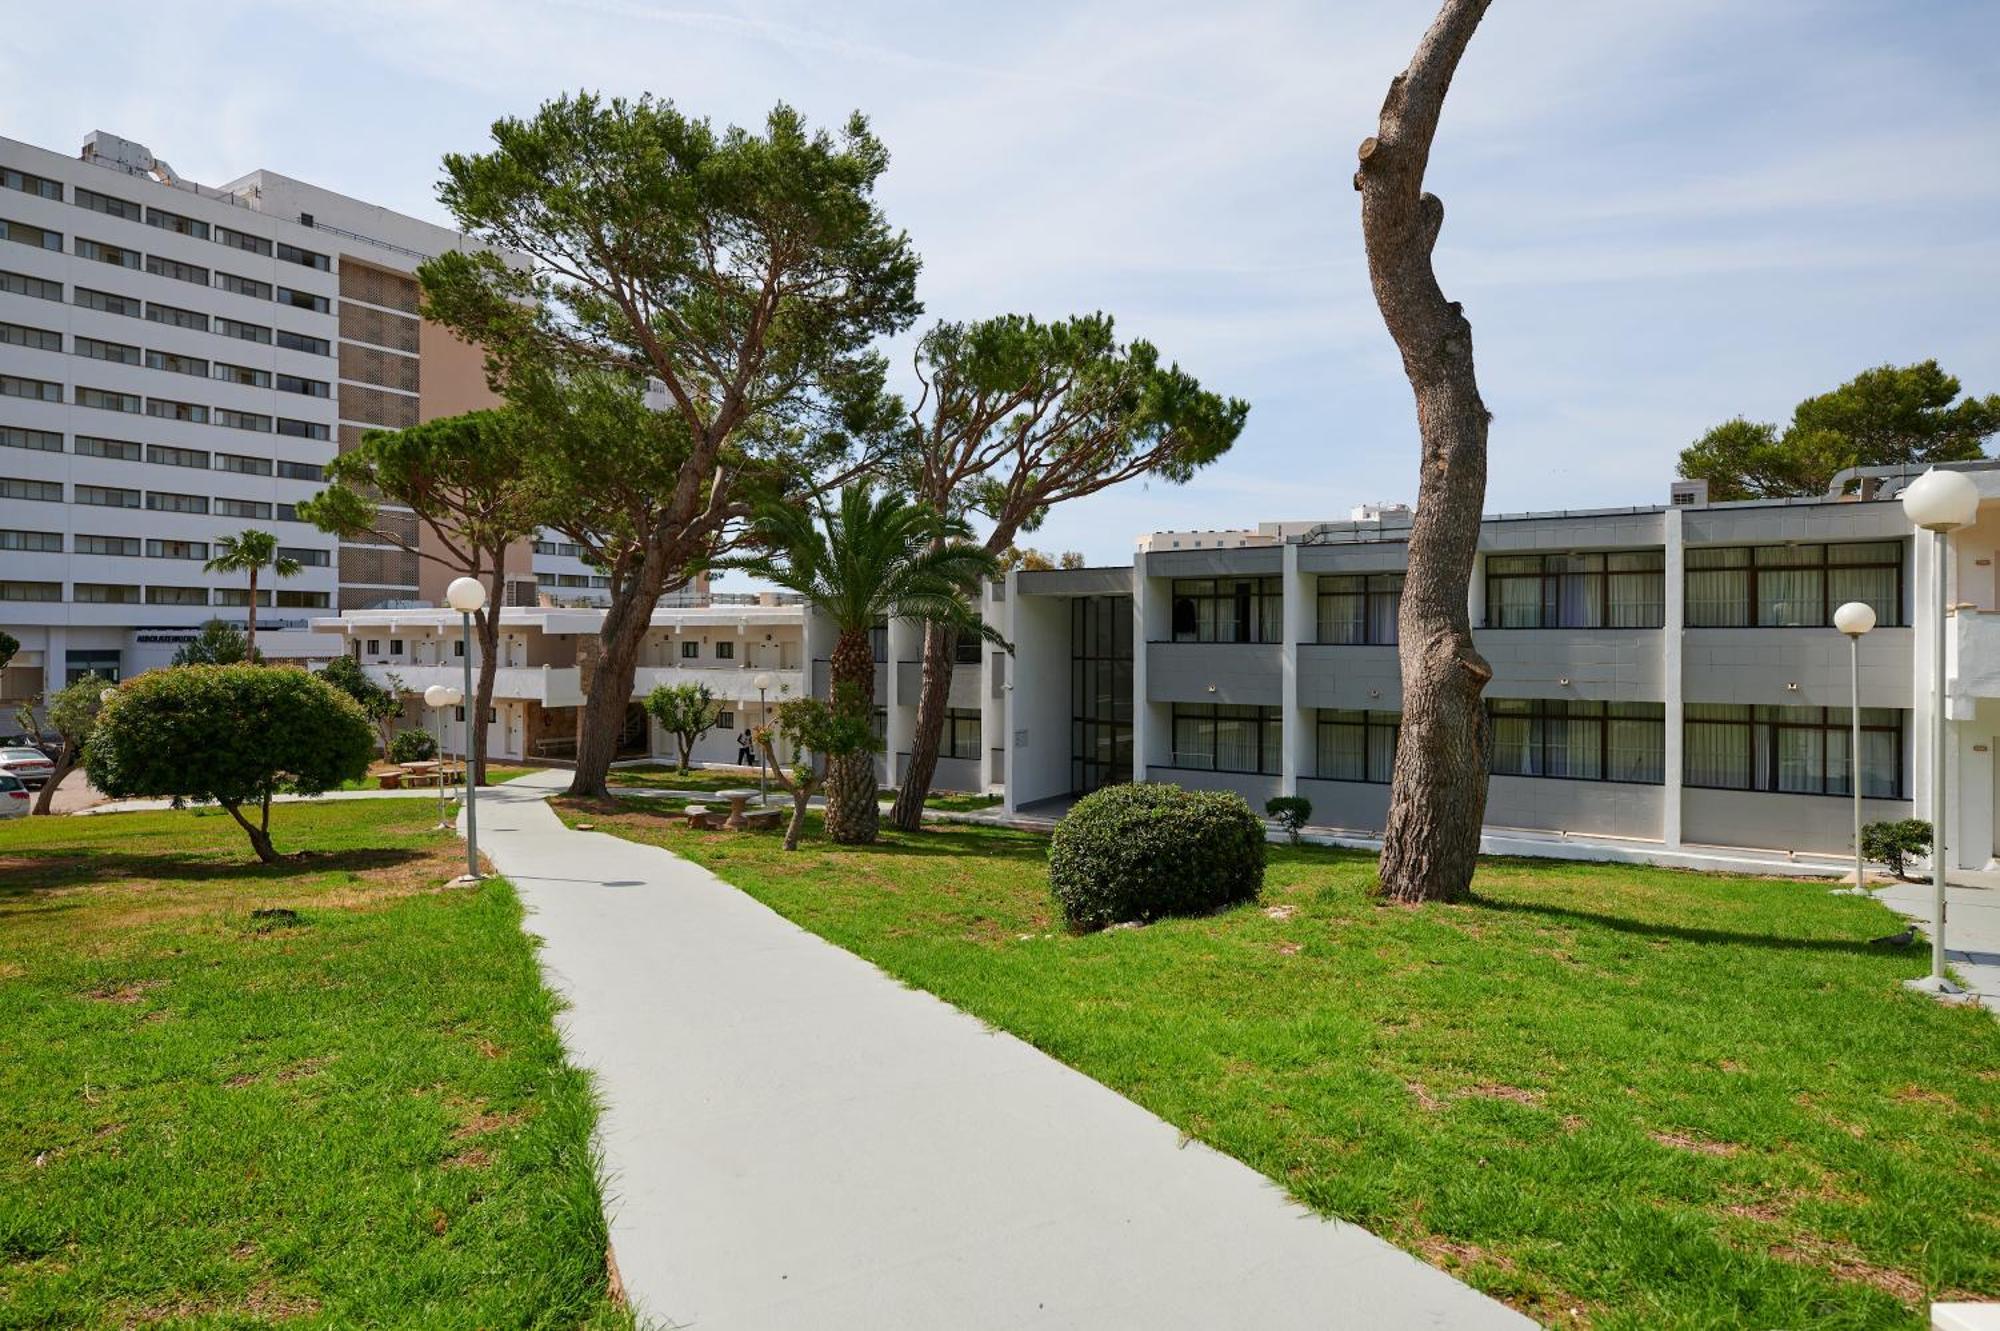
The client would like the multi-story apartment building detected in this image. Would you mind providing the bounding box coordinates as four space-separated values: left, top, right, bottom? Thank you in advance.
0 130 526 706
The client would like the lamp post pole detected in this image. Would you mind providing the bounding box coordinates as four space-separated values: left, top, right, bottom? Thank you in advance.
753 672 773 807
1899 469 1980 997
446 577 488 883
1832 602 1876 895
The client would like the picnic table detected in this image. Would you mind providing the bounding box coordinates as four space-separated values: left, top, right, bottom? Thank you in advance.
717 788 764 830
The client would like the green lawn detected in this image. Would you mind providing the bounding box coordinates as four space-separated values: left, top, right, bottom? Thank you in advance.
560 799 2000 1330
605 763 766 793
0 801 629 1330
338 763 539 791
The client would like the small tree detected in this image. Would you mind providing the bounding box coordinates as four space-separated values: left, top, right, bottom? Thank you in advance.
203 530 301 661
29 673 109 816
0 630 17 671
173 619 257 667
388 728 440 764
318 654 403 755
1861 818 1933 881
755 691 877 851
1265 796 1312 845
644 681 722 773
86 666 374 864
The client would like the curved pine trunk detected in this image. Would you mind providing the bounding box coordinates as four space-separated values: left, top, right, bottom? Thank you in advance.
568 570 664 799
888 621 957 831
30 749 75 816
473 602 502 787
823 628 878 844
1357 0 1495 904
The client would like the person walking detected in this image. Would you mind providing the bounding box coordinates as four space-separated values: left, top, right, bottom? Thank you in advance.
736 728 756 767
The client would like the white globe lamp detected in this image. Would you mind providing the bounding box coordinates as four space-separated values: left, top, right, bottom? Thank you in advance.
1832 601 1876 639
424 684 453 708
445 576 487 613
1830 601 1877 898
444 576 486 881
1900 468 1979 532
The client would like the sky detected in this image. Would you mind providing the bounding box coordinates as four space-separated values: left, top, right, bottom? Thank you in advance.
5 0 1997 565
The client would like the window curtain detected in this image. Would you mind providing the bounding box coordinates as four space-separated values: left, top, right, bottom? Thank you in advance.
1684 705 1750 787
1173 710 1214 769
1368 576 1402 643
1755 546 1825 626
1607 553 1665 628
1366 714 1400 782
1551 556 1604 629
1606 705 1666 783
1489 703 1537 776
1214 705 1261 772
1685 549 1750 627
1317 711 1365 781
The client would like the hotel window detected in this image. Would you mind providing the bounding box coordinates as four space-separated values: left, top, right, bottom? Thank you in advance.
214 588 273 608
80 534 142 556
216 316 272 344
3 374 63 402
1485 551 1665 628
1 167 62 201
145 254 210 286
275 242 330 271
145 491 209 515
1170 577 1283 643
73 484 140 508
275 329 330 355
1171 703 1282 774
145 207 208 241
276 418 329 440
213 226 272 257
1487 699 1665 784
276 589 330 609
0 478 64 503
76 237 140 269
145 302 208 332
146 444 210 470
76 386 140 413
868 619 888 661
365 640 380 656
1 426 63 453
214 409 273 433
1 530 64 553
1316 573 1402 644
74 287 141 318
1315 709 1400 783
145 398 209 424
1 269 63 301
146 349 210 378
1684 542 1902 628
0 217 62 252
0 581 61 602
75 435 142 462
214 363 271 388
681 640 700 660
275 459 323 481
73 583 140 604
214 271 272 300
274 373 329 399
276 504 304 522
216 452 273 475
275 286 329 315
74 187 141 221
145 586 209 606
715 641 735 660
0 321 62 352
1684 704 1904 798
146 538 208 560
77 335 141 365
944 709 983 760
215 498 272 519
278 546 330 567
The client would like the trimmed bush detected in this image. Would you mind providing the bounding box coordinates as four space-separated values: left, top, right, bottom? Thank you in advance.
1049 783 1266 931
1265 795 1312 844
1861 818 1931 880
388 728 439 763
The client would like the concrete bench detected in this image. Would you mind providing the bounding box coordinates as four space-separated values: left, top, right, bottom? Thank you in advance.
741 808 785 832
683 804 716 830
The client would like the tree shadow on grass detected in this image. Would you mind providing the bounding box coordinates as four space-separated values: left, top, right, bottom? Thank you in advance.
1467 893 1890 957
0 846 434 898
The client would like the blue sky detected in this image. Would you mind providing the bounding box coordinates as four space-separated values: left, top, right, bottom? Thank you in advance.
7 1 1996 564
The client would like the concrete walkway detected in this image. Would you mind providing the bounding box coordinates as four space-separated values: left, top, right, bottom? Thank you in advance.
1874 879 2000 1012
473 770 1532 1331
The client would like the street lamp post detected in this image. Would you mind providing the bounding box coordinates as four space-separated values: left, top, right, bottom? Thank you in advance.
1900 468 1980 997
445 576 487 883
753 671 774 807
1831 601 1876 896
423 683 459 832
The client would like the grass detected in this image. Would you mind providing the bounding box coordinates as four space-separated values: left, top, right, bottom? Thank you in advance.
338 763 538 792
559 798 2000 1331
605 763 767 794
0 801 629 1330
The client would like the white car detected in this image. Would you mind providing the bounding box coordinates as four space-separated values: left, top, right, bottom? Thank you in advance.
0 747 56 790
0 773 28 817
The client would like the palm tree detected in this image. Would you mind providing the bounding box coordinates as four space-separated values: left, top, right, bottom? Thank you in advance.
726 484 1000 844
204 529 302 662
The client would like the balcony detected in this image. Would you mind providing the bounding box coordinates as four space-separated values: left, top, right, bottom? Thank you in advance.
1950 609 2000 712
631 665 805 705
363 663 584 707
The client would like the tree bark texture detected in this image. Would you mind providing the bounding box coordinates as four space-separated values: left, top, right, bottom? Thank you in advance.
887 621 959 831
225 797 281 864
30 748 74 816
567 548 674 799
472 598 502 788
1356 0 1495 904
823 628 880 844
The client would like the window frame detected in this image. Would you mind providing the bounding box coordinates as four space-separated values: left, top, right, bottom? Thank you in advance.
1168 576 1284 644
1486 698 1667 785
1684 541 1904 629
1167 701 1283 776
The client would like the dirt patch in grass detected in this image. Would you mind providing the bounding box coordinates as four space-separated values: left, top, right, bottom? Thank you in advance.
1465 1083 1544 1106
1771 1239 1925 1303
84 979 163 1004
1651 1130 1742 1157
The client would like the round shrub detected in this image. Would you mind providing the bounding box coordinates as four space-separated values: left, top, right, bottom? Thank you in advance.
1048 783 1267 931
388 728 439 763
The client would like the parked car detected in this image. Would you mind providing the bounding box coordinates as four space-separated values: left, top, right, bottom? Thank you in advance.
0 773 28 817
0 746 57 790
0 732 59 759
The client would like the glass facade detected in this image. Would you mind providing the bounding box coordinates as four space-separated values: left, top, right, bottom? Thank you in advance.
1684 704 1903 798
1070 595 1133 793
1170 577 1282 643
1685 541 1902 628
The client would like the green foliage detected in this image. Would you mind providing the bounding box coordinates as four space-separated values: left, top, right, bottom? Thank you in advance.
761 690 879 776
0 629 17 672
1048 783 1266 931
1680 361 2000 500
319 655 401 726
644 681 723 772
1265 796 1313 844
86 666 375 861
1861 818 1932 879
388 728 440 763
172 619 257 667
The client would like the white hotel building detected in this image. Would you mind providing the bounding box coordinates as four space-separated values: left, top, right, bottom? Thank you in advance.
0 131 527 704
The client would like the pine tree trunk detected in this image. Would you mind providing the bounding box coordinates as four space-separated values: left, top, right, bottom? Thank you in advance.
823 629 879 844
473 604 501 787
888 621 958 831
568 575 661 799
1356 0 1495 904
29 749 74 816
